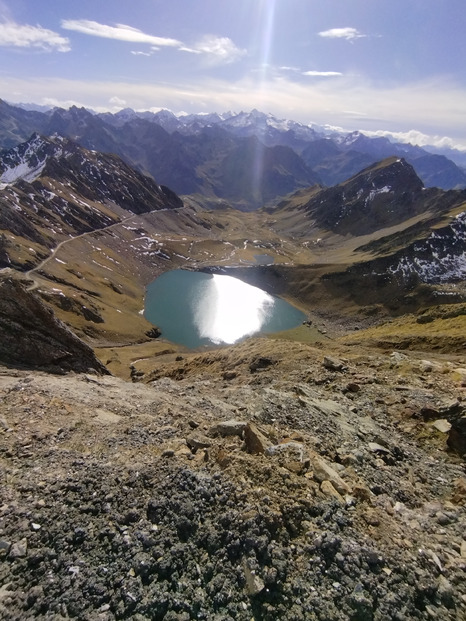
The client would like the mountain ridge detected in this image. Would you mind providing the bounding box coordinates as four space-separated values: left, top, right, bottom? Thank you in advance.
0 133 183 271
1 101 466 212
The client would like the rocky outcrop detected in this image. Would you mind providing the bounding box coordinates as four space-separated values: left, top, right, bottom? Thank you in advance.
0 276 108 374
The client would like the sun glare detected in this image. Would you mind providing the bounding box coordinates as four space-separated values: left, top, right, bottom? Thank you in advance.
249 0 278 198
195 274 274 344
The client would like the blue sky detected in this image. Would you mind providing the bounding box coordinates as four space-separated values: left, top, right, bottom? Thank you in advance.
0 0 465 149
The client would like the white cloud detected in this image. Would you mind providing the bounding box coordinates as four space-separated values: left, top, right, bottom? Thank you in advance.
186 35 246 64
41 97 86 109
60 20 246 66
131 50 153 56
279 66 300 73
109 96 127 107
303 71 343 77
318 27 366 42
0 20 70 52
61 20 181 48
362 129 466 152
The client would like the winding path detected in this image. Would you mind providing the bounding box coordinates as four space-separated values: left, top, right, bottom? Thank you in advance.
25 213 152 292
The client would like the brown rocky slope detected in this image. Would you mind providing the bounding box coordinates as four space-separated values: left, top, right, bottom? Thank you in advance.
0 276 107 375
1 338 465 620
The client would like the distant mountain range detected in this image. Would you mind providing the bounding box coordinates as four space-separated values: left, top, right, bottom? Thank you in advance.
0 122 465 359
1 100 465 210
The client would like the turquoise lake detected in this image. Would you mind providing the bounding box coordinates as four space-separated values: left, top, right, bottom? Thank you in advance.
144 269 305 349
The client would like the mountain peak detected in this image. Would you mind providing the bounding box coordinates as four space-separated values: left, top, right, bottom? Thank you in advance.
301 157 427 235
341 156 424 192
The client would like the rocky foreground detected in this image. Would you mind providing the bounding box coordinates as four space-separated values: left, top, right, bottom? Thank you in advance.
1 338 465 620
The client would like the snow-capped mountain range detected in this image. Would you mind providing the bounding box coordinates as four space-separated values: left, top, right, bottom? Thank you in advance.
1 100 465 212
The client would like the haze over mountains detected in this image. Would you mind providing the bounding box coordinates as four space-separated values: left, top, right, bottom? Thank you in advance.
1 100 465 211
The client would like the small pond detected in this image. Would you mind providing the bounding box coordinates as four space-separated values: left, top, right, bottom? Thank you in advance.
144 269 305 348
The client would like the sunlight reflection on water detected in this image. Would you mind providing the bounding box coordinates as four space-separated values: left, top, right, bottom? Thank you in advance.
195 274 274 344
145 269 304 348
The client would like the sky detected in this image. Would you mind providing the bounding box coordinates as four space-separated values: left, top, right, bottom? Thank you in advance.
0 0 465 150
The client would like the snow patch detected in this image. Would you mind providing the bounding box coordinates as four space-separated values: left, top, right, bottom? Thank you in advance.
0 159 46 185
386 211 466 283
365 186 392 205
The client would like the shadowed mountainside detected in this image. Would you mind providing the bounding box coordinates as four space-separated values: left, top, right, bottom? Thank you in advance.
1 101 466 213
0 276 108 374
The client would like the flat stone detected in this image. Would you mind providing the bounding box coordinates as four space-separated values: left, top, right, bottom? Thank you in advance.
243 560 265 596
322 356 346 372
436 511 452 526
320 480 344 503
186 434 212 452
432 419 452 433
368 442 391 454
94 409 122 425
310 453 351 495
9 538 27 559
244 423 270 455
419 360 434 373
428 550 443 572
212 420 247 438
389 352 409 366
265 442 304 460
304 395 348 418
